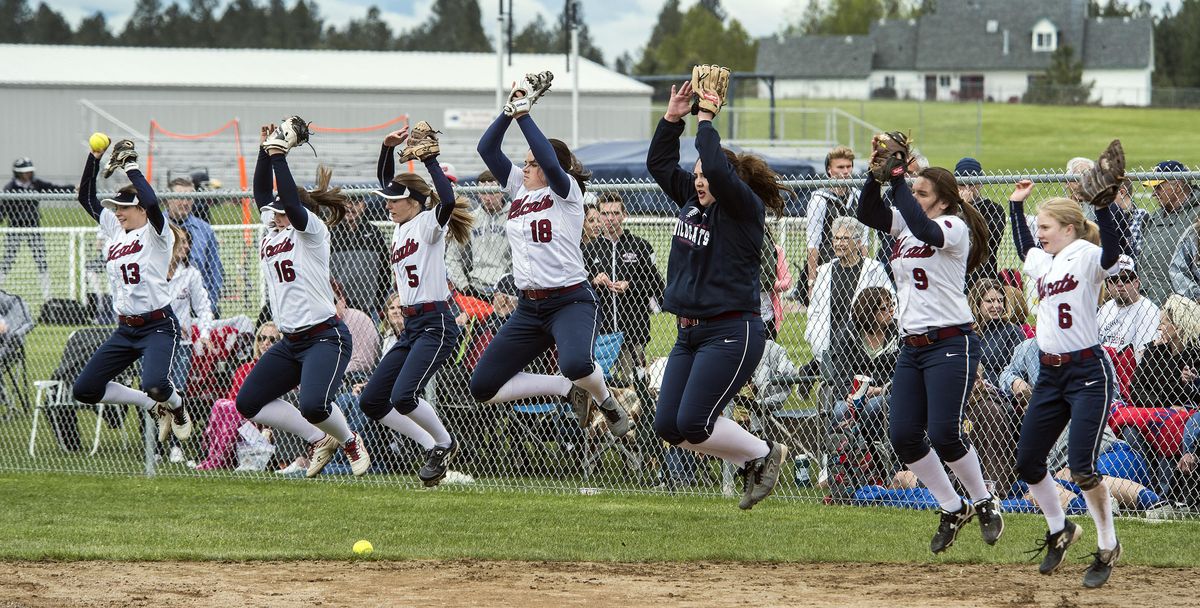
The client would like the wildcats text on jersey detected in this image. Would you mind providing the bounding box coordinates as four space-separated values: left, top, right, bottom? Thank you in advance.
260 238 295 259
390 238 419 263
892 237 935 260
673 218 711 248
107 240 144 261
1037 273 1080 299
508 194 554 220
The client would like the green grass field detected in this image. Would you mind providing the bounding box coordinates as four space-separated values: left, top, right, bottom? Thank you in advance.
727 98 1199 172
2 473 1195 565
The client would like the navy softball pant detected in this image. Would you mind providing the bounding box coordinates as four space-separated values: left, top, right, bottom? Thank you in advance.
1016 346 1114 484
72 309 181 404
889 331 981 465
360 307 460 418
654 315 766 445
235 317 353 423
469 283 599 402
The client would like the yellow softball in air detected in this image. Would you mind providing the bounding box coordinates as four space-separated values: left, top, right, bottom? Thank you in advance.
352 539 373 556
89 132 111 153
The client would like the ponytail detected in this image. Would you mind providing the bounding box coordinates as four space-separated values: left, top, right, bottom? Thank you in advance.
167 223 187 277
919 167 990 273
297 165 351 227
444 196 476 244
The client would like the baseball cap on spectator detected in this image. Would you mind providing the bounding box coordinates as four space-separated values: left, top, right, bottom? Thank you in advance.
954 157 982 177
12 157 34 173
1142 160 1189 187
1112 254 1137 277
440 163 458 183
494 274 518 297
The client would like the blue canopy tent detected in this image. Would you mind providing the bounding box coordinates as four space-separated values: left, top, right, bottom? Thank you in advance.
572 139 821 216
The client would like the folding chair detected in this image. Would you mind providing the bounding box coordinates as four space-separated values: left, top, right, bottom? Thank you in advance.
505 400 584 477
579 387 643 481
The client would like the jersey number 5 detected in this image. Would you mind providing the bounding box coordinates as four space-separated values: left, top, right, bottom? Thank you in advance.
120 263 140 285
912 268 929 290
404 264 419 287
272 259 296 283
530 219 553 243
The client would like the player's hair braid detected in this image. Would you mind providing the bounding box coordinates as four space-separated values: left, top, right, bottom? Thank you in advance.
722 148 791 218
387 173 475 245
549 138 591 194
296 165 350 227
919 167 990 273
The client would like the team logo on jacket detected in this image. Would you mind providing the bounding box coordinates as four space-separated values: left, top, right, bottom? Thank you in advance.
391 238 419 263
260 238 294 259
1037 273 1079 299
107 240 144 261
508 194 554 219
673 217 710 248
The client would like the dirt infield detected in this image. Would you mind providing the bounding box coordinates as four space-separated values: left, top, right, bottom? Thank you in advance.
2 560 1197 607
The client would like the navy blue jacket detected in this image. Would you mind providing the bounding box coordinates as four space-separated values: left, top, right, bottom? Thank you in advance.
647 118 764 319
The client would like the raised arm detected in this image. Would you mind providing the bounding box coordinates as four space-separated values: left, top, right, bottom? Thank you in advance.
269 153 309 232
125 168 165 233
888 177 943 247
77 153 103 221
1094 204 1121 270
855 178 892 233
424 157 457 227
476 114 514 189
695 120 761 220
1009 180 1036 261
253 150 273 208
377 126 408 188
647 82 698 207
515 114 572 198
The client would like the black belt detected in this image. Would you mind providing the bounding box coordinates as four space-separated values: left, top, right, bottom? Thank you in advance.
678 311 759 329
1040 346 1100 367
285 316 339 342
521 282 585 301
118 308 168 327
902 324 974 347
401 302 450 317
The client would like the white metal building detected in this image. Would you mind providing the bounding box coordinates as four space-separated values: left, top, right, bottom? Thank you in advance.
0 44 653 186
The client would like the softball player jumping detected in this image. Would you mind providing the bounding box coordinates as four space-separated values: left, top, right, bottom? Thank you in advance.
857 137 1003 553
646 76 789 510
1010 177 1124 588
234 119 370 477
469 72 631 436
358 122 474 486
72 139 192 445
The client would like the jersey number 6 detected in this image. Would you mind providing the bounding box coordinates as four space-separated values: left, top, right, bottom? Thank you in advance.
272 259 296 283
1057 303 1073 329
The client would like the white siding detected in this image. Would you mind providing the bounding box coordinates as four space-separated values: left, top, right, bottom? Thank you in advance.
765 79 872 100
1083 69 1153 106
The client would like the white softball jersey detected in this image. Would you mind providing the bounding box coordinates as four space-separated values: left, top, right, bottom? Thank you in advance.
259 208 337 334
888 210 974 336
391 209 450 305
1024 239 1118 354
502 164 587 290
100 210 174 317
167 265 214 345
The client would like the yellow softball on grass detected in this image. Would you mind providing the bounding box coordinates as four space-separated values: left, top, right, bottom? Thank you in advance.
89 132 111 153
353 539 373 556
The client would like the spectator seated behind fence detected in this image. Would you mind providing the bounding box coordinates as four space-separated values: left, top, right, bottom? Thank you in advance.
804 145 863 303
1110 294 1200 501
165 177 224 315
1139 161 1198 305
331 278 381 385
822 286 898 445
1001 284 1036 338
329 194 390 316
955 158 1005 288
969 279 1026 387
195 322 282 470
1 157 73 299
448 169 512 300
1098 255 1159 357
805 216 893 364
0 287 32 404
1170 211 1200 301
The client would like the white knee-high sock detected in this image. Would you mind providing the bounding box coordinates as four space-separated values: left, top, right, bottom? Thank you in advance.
408 398 452 447
907 451 963 512
688 417 769 468
487 372 572 404
379 410 435 450
571 363 611 404
1028 474 1067 534
251 399 324 444
101 382 156 411
164 389 182 409
946 446 992 501
313 404 354 444
1082 482 1118 550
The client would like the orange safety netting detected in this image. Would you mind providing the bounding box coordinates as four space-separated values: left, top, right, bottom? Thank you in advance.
148 118 252 225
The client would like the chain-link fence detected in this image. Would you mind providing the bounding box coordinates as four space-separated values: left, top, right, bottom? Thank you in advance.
0 169 1197 520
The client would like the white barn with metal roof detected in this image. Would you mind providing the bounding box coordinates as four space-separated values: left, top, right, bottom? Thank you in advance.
0 44 653 185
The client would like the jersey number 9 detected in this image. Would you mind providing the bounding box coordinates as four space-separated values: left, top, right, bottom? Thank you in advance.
912 268 929 290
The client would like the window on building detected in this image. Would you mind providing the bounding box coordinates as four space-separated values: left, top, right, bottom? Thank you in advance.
938 75 951 87
884 75 895 88
1032 18 1057 52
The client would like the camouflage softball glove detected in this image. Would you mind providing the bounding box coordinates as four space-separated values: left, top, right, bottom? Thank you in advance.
869 131 912 183
504 71 554 117
1073 139 1127 209
398 120 441 162
690 64 730 116
102 139 138 178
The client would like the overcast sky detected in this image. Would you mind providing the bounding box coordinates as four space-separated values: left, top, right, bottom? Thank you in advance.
51 0 1181 66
